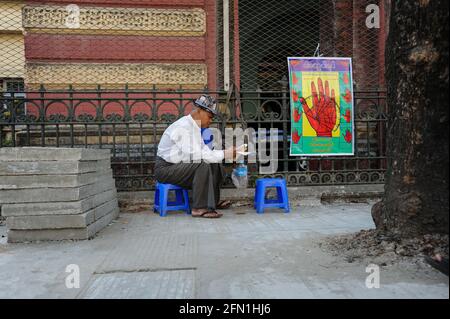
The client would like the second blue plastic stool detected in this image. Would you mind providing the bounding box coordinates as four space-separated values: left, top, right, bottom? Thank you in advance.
254 178 290 214
154 182 191 217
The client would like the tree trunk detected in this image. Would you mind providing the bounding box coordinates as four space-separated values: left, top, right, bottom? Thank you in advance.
372 0 449 237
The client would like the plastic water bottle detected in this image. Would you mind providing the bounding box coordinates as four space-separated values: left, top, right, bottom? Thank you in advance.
235 160 248 177
232 159 248 188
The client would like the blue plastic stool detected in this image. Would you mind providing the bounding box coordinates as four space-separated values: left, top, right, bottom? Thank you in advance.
254 178 290 214
154 182 191 217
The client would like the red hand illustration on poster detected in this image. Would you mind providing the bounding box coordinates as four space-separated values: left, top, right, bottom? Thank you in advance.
292 90 299 103
344 109 351 123
293 108 302 123
299 78 338 137
343 88 352 103
343 73 349 85
292 130 301 144
343 129 352 143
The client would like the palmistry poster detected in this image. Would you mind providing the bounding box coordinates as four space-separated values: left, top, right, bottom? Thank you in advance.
288 57 354 156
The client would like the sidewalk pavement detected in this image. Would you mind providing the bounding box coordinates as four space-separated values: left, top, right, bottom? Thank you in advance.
0 203 448 299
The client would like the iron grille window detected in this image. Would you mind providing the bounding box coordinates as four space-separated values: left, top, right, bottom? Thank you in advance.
1 79 26 116
3 79 24 93
234 0 384 91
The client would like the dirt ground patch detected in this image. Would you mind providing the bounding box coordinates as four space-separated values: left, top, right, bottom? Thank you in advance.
320 229 449 268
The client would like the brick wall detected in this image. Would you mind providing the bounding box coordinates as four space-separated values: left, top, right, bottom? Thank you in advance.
24 0 217 90
332 0 384 90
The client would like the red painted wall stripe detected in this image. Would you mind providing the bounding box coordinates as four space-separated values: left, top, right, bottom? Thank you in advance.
25 34 206 62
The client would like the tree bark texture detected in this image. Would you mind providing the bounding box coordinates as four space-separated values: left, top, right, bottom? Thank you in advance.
372 0 449 236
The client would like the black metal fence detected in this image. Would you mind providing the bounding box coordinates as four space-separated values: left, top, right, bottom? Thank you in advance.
0 85 387 191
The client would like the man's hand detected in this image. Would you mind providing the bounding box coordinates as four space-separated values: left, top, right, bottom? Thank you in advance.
236 144 247 153
224 146 237 161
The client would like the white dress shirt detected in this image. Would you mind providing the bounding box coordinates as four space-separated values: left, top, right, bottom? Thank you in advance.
157 115 224 164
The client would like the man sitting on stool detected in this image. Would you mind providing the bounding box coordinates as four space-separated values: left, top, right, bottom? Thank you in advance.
154 94 236 218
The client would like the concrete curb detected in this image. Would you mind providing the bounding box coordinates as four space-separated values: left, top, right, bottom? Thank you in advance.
117 184 385 208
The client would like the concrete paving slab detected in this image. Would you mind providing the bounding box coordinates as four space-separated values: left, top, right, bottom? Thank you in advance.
7 207 119 243
0 234 113 299
6 198 118 230
0 158 111 176
0 177 115 204
1 188 117 216
0 147 111 162
78 270 195 299
96 232 198 273
0 169 113 189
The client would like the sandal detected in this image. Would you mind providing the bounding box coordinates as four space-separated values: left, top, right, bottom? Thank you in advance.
216 200 232 210
192 210 223 218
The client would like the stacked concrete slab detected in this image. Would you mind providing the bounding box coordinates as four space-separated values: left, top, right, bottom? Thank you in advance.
0 147 119 243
